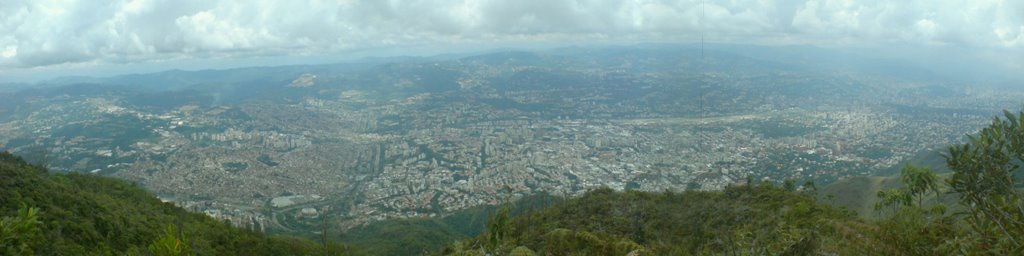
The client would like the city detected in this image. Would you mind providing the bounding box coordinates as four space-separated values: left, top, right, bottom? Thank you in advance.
0 47 1016 233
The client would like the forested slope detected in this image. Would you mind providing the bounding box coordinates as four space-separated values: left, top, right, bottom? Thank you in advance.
441 185 888 255
0 152 348 255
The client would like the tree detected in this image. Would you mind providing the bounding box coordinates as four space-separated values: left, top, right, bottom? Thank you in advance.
870 164 950 254
485 203 511 252
508 246 537 256
946 110 1024 252
875 189 911 215
783 179 797 192
148 225 192 256
800 180 817 198
0 204 43 255
900 164 941 208
874 164 941 214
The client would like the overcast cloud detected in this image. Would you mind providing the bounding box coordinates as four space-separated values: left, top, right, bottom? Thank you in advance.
1 0 1022 73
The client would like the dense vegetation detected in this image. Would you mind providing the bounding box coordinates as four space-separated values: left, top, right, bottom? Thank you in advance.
440 184 881 255
341 194 561 255
0 152 349 255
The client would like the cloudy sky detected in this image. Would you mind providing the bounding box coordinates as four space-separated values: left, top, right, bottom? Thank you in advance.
1 0 1022 82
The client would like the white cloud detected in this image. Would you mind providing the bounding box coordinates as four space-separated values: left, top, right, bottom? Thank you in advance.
1 46 15 58
174 10 280 51
0 0 1020 69
994 25 1023 47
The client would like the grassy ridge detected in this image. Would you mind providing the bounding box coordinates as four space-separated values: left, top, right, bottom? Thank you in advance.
820 149 961 218
821 176 895 217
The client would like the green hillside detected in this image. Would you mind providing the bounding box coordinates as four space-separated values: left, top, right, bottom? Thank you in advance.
342 193 562 255
820 149 965 218
820 176 891 217
440 185 890 255
0 152 350 255
820 173 962 219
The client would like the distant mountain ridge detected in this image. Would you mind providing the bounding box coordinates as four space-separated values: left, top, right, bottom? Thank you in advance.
4 43 959 92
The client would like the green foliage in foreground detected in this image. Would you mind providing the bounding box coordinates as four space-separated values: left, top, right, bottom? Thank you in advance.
341 193 562 255
0 204 42 255
344 218 463 256
441 184 883 255
863 110 1024 255
944 110 1024 253
0 152 350 255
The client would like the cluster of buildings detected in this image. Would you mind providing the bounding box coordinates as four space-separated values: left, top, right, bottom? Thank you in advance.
0 64 1013 234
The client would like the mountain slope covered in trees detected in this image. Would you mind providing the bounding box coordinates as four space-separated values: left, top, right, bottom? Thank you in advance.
0 152 349 255
441 184 882 255
341 193 561 255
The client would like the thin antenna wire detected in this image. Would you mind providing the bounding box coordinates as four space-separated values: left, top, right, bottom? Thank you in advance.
699 0 705 121
698 0 707 167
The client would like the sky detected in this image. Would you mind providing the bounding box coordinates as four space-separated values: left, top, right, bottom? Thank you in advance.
1 0 1022 82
